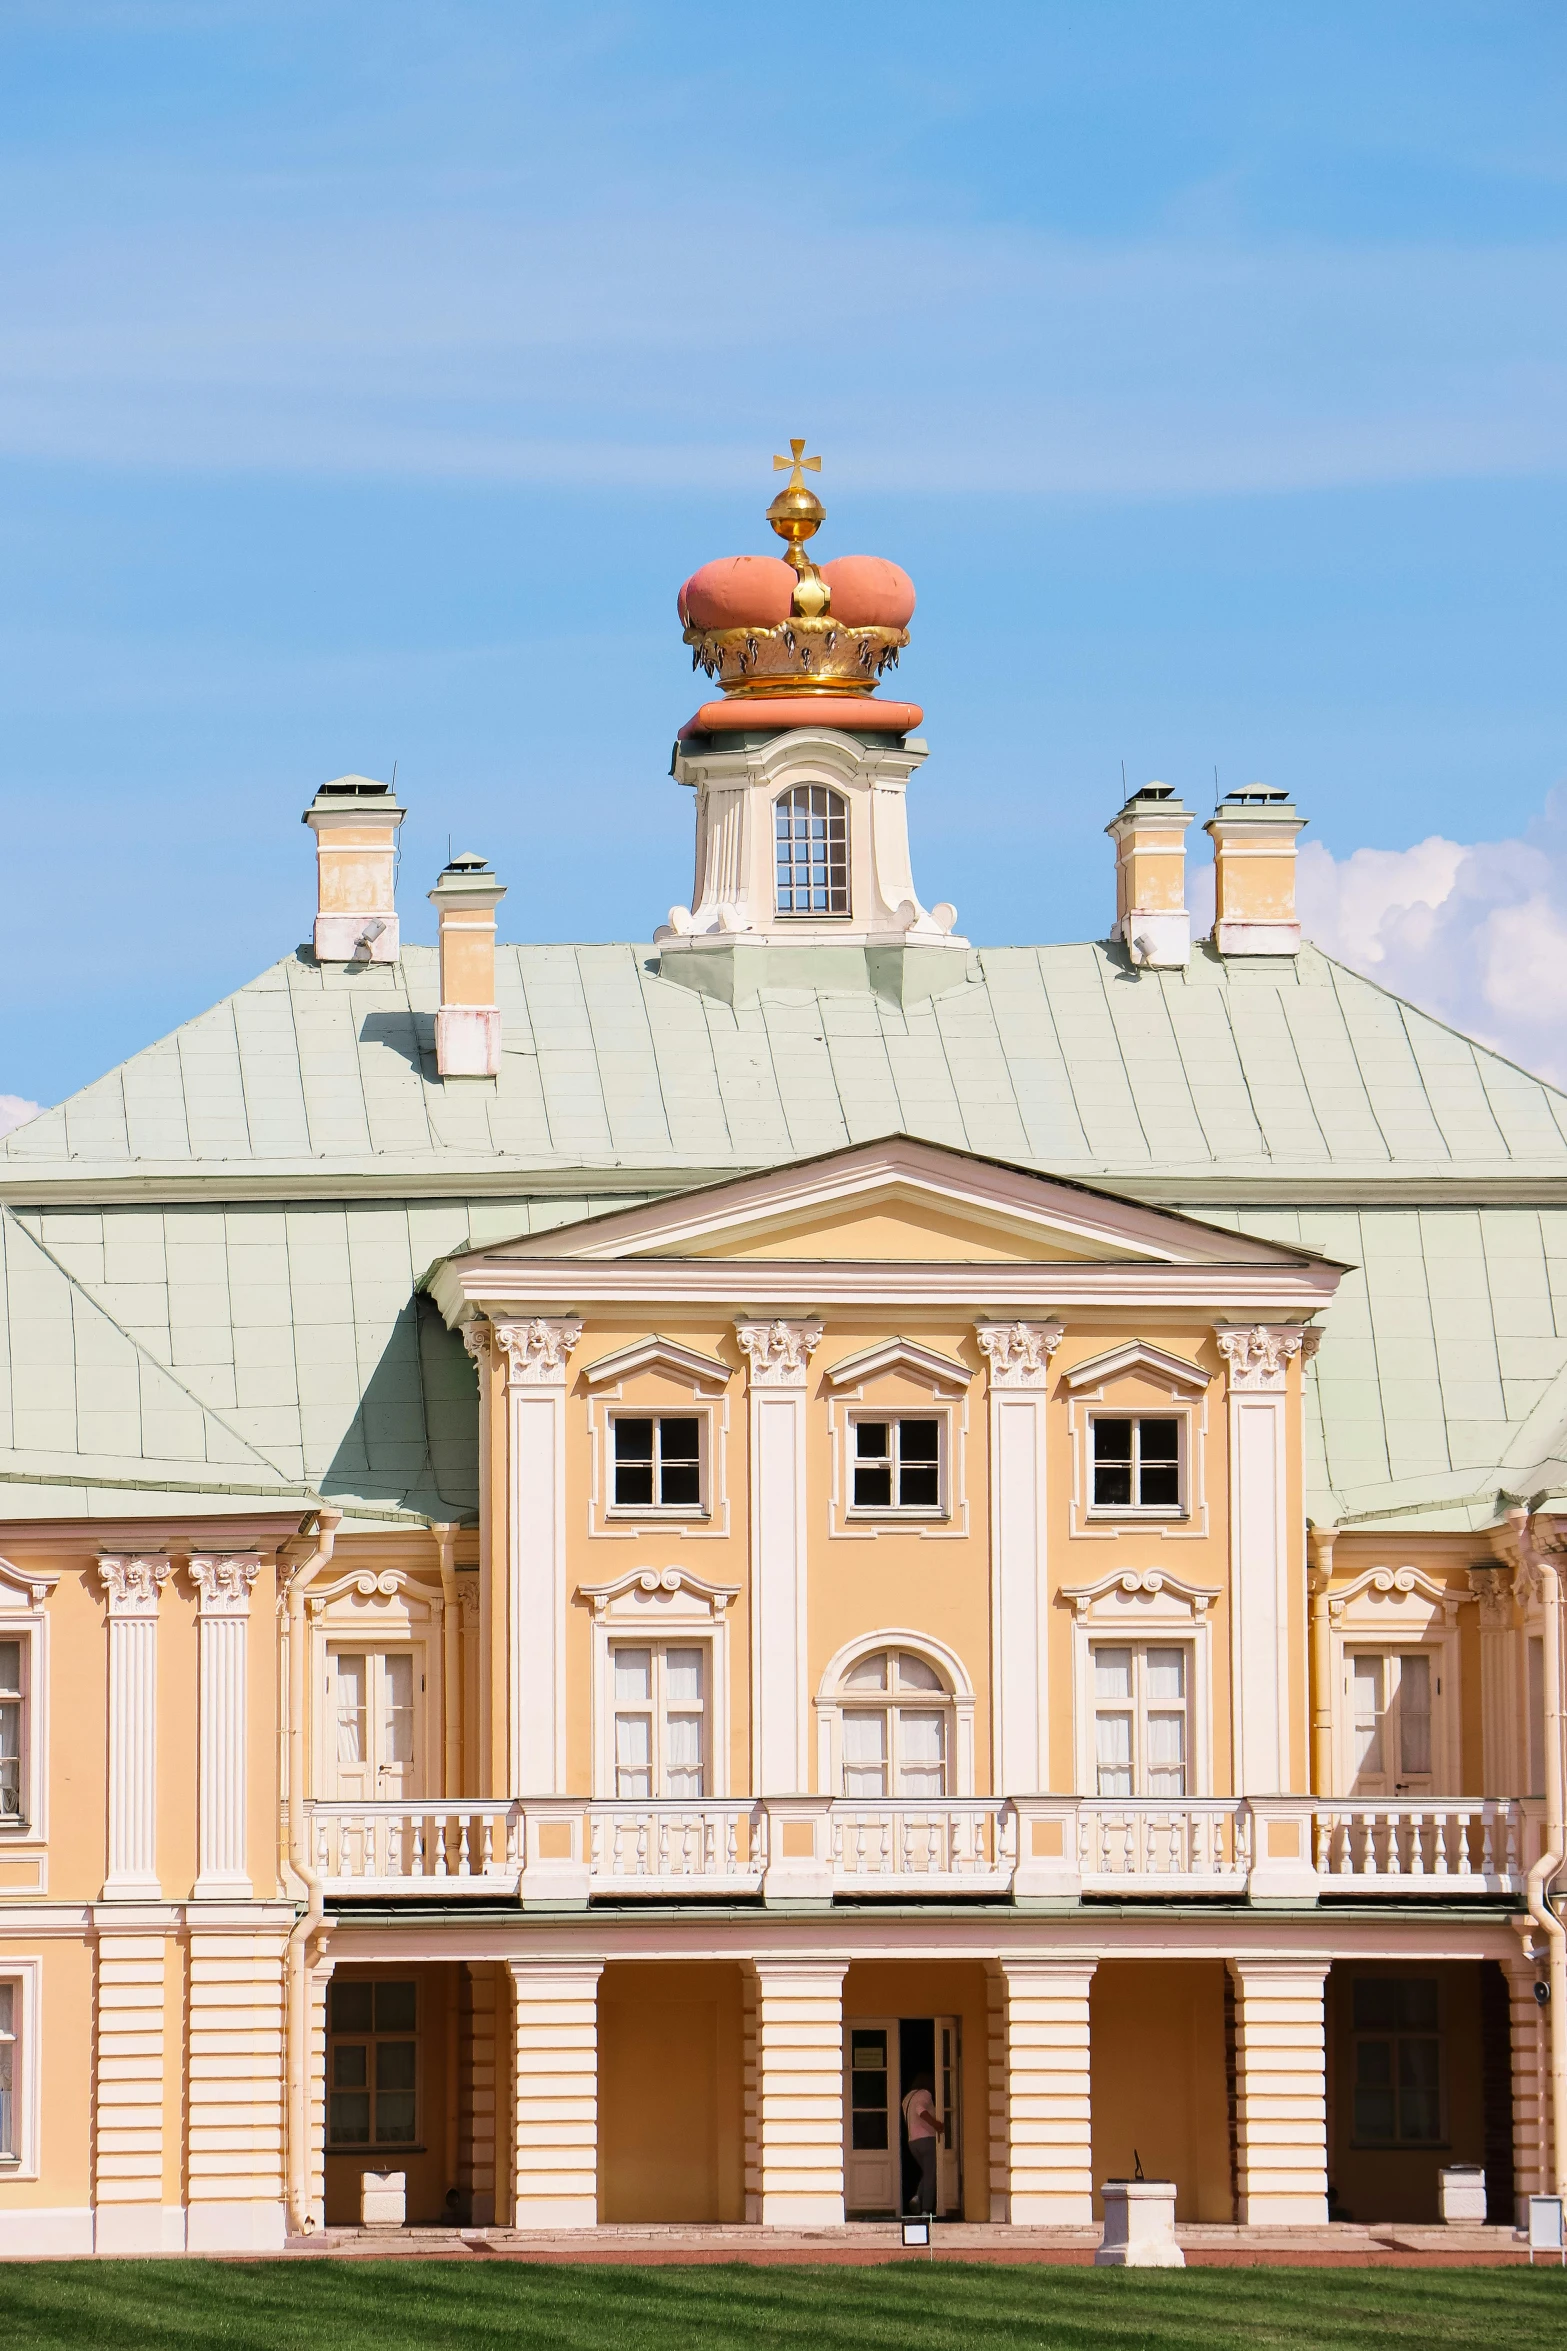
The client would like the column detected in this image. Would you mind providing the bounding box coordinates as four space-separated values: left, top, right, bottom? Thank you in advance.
742 1966 762 2223
976 1322 1063 1795
461 1962 499 2227
1506 1952 1550 2217
736 1320 822 1794
751 1959 847 2225
996 1957 1096 2223
985 1963 1010 2221
1229 1959 1329 2224
189 1555 261 1898
1469 1566 1519 1795
93 1930 172 2252
1214 1327 1315 1794
96 1555 172 1899
306 1951 334 2231
185 1928 288 2250
509 1958 603 2228
494 1317 582 1794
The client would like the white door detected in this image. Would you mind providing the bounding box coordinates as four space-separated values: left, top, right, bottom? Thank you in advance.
935 2015 962 2215
328 1649 422 1801
1348 1651 1435 1797
845 2018 899 2214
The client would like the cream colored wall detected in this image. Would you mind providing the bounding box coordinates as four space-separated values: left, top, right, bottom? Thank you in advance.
598 1961 745 2223
0 1938 92 2210
694 1200 1123 1262
1090 1961 1233 2221
842 1959 993 2221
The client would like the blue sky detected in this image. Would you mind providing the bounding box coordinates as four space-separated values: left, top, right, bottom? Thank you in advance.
4 2 1567 1110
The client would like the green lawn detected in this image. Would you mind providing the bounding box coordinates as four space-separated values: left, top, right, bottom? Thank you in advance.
0 2261 1564 2350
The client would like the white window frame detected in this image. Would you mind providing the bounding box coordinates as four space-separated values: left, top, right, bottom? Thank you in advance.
823 1340 972 1542
775 782 850 919
814 1630 978 1797
607 1638 710 1798
605 1409 709 1521
306 1569 442 1802
0 1559 56 1851
322 1641 429 1802
1061 1345 1210 1542
0 1961 41 2178
580 1567 739 1800
1324 1567 1461 1799
1088 1639 1194 1798
845 1408 949 1521
325 1975 421 2154
1085 1410 1187 1521
1062 1568 1221 1797
583 1340 732 1543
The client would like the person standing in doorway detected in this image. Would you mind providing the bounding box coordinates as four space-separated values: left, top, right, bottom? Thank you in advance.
901 2074 943 2217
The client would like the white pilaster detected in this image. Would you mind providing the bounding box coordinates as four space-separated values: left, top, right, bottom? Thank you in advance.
508 1959 603 2228
1229 1959 1329 2225
96 1556 171 1899
1469 1566 1519 1794
189 1556 260 1899
494 1317 582 1795
751 1959 847 2226
185 1928 288 2249
1214 1326 1313 1794
976 1321 1063 1795
997 1957 1096 2223
737 1319 822 1794
93 1930 175 2251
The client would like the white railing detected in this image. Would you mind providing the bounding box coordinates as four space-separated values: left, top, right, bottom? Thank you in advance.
1310 1800 1526 1891
830 1801 1014 1891
586 1801 766 1895
1076 1799 1251 1890
310 1801 522 1892
303 1793 1537 1900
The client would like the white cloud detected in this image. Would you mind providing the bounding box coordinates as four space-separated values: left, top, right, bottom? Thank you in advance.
1291 791 1567 1086
0 1097 41 1137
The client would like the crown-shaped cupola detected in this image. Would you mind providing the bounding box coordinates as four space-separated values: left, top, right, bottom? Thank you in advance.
659 442 964 1005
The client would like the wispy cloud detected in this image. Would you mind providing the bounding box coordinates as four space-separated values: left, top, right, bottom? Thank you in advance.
0 1097 42 1137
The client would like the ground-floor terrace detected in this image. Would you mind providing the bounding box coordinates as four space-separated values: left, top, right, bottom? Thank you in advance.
0 1901 1551 2254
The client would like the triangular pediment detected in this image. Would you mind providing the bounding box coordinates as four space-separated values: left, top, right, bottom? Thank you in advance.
445 1138 1328 1273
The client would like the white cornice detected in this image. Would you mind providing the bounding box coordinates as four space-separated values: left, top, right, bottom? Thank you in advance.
433 1259 1340 1324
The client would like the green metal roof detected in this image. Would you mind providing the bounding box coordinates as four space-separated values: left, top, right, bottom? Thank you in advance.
3 937 1566 1529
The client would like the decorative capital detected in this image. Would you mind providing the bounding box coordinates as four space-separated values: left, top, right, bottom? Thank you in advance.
493 1315 583 1385
1214 1322 1313 1392
188 1555 262 1617
735 1318 823 1386
975 1319 1065 1389
96 1555 173 1619
1468 1563 1515 1630
460 1319 491 1366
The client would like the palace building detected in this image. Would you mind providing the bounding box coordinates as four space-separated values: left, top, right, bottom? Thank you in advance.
0 448 1561 2253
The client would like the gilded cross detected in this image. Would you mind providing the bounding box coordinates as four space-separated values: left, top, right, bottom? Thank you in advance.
772 437 821 489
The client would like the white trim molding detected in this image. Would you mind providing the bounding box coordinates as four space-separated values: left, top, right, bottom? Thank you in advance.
96 1557 171 1900
825 1342 971 1542
582 1336 732 1392
814 1627 979 1797
737 1319 821 1793
1060 1567 1222 1798
0 1561 56 1854
977 1320 1062 1795
0 1956 41 2179
822 1337 972 1393
578 1567 741 1799
495 1315 582 1793
1325 1563 1463 1799
1061 1340 1210 1393
583 1341 733 1544
188 1556 260 1899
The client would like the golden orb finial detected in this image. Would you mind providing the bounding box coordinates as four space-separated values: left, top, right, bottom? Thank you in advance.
766 438 829 617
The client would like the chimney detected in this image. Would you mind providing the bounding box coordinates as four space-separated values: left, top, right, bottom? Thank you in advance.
302 775 405 963
1205 785 1305 956
429 853 507 1078
1105 783 1192 968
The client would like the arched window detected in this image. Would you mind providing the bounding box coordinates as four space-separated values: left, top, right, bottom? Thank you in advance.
775 784 848 916
839 1648 950 1799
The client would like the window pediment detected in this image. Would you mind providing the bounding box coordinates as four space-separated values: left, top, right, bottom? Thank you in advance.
578 1566 740 1624
306 1567 436 1628
0 1558 59 1610
823 1337 971 1395
1062 1341 1210 1396
1061 1567 1221 1624
1327 1565 1460 1633
582 1337 732 1394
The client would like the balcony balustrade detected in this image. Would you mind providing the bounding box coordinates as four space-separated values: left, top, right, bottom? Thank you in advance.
303 1793 1539 1904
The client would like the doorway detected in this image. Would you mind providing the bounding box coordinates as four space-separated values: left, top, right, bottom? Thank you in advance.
845 2015 961 2217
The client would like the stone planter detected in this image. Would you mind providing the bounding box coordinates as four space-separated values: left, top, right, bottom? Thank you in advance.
360 2169 406 2228
1095 2179 1185 2268
1438 2165 1486 2225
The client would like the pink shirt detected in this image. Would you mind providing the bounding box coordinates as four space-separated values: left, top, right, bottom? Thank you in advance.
902 2087 938 2142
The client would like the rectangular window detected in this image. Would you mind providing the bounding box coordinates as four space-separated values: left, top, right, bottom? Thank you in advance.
1348 1650 1436 1795
611 1415 703 1511
0 1642 22 1826
327 1979 419 2149
1092 1644 1189 1797
1352 1977 1441 2145
327 1650 422 1802
0 1982 14 2161
851 1417 943 1512
1090 1416 1182 1512
611 1643 707 1799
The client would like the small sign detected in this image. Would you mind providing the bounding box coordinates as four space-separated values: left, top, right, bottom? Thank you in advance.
901 2218 931 2247
1529 2195 1565 2264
